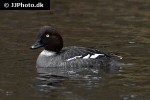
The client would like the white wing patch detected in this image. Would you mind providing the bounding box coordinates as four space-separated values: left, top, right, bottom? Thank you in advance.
66 55 82 61
66 53 105 61
90 54 104 58
83 54 90 59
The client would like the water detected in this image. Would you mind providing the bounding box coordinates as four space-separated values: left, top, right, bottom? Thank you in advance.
0 0 150 100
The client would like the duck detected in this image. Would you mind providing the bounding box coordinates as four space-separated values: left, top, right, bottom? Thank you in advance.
31 26 116 71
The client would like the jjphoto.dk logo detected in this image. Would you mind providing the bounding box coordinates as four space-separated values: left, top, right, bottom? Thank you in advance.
4 2 43 8
1 0 50 10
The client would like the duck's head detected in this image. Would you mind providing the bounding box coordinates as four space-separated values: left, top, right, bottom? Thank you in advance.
31 26 63 53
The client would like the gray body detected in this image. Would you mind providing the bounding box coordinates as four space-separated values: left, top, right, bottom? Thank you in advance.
36 46 111 75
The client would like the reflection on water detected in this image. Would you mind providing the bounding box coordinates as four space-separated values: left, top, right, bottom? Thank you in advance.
35 61 130 100
35 67 106 100
35 58 124 98
0 0 150 100
36 65 108 88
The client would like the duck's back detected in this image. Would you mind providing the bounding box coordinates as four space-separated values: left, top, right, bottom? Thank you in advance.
58 46 112 67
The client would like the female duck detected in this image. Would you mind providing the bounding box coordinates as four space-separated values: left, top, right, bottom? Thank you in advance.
31 26 114 69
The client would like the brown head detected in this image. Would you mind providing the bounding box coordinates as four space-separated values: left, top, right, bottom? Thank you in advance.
31 26 63 53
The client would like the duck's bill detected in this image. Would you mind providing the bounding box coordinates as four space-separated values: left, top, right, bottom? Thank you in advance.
30 40 43 49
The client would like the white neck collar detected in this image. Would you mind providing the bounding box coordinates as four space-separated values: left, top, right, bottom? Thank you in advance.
40 50 56 56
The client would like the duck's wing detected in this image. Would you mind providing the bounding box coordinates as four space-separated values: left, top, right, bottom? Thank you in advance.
59 46 112 61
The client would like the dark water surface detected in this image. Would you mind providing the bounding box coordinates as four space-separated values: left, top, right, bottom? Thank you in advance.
0 0 150 100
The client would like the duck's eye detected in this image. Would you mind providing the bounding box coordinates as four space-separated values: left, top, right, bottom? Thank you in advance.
46 34 49 38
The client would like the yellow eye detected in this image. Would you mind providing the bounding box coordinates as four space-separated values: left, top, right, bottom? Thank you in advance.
46 34 49 38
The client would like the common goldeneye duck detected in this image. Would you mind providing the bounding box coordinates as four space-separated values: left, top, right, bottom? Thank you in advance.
31 26 114 69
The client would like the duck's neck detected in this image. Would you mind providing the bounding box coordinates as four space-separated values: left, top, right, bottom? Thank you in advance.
40 50 56 56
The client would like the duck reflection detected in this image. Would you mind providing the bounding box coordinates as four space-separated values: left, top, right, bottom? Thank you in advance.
35 64 108 88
